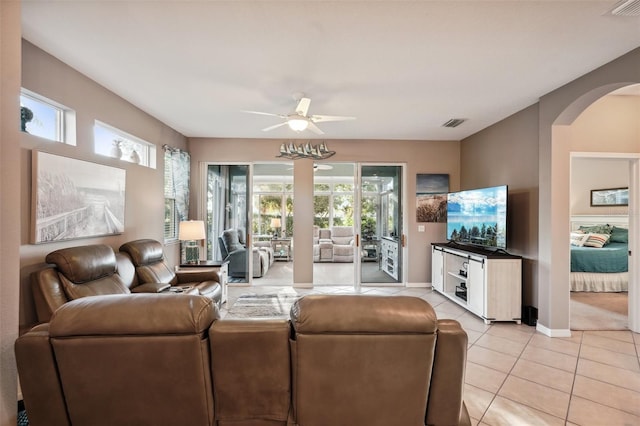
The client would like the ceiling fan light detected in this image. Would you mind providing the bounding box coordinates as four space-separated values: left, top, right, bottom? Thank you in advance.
288 118 309 132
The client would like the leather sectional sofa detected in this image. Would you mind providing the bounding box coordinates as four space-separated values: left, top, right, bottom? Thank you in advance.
16 293 470 426
30 239 222 323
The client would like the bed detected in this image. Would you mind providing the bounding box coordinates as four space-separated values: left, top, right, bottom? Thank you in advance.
570 215 628 292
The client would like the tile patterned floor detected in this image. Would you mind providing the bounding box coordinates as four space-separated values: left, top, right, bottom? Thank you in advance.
222 284 640 426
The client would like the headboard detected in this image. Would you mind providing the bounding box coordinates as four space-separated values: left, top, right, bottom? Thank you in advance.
570 215 628 231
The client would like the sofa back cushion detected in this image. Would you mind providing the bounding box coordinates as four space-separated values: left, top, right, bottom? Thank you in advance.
119 239 164 266
46 244 117 283
318 228 331 240
48 294 217 426
290 295 437 426
45 244 130 300
209 320 291 424
330 226 353 245
221 229 243 253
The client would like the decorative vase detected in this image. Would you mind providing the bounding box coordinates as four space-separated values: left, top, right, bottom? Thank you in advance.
110 140 123 159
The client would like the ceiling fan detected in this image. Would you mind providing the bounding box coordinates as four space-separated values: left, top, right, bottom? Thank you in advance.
245 95 356 135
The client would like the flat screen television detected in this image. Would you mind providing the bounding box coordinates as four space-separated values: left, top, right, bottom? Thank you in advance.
446 185 508 250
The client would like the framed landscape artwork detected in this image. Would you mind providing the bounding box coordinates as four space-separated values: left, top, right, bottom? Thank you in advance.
32 151 126 244
416 174 449 223
590 187 628 207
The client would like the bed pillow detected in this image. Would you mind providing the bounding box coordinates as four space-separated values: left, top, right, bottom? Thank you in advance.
570 232 589 247
583 233 610 248
578 224 613 235
609 226 628 243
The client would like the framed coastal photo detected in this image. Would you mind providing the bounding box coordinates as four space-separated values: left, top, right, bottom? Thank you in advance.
416 173 449 223
31 151 126 243
590 187 628 207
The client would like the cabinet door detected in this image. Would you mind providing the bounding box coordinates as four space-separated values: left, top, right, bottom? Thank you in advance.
431 247 444 292
466 258 485 316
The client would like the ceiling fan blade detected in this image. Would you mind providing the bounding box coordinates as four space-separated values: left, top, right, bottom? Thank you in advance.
310 114 356 123
262 122 288 132
307 121 325 135
243 110 287 119
295 97 311 116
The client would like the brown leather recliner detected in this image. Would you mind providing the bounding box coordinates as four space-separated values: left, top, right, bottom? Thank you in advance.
119 239 222 305
16 294 470 426
289 295 469 426
16 294 218 426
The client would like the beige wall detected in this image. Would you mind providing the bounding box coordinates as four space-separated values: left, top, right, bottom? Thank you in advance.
1 2 22 424
463 47 640 333
571 158 629 216
188 138 461 285
460 104 540 307
18 41 188 328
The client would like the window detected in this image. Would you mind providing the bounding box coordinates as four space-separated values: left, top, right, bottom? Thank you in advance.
20 89 75 145
164 153 178 240
94 121 156 168
164 148 191 241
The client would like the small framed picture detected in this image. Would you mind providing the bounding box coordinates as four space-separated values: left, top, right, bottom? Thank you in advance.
590 187 628 207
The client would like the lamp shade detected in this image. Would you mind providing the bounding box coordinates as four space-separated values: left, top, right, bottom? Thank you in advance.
270 218 281 228
178 220 206 241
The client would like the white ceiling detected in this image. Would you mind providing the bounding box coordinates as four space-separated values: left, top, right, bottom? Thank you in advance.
21 1 640 141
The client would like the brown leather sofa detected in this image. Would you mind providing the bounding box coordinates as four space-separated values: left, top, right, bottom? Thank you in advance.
16 293 470 426
30 240 222 323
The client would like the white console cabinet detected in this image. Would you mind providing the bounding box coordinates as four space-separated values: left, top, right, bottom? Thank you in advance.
381 237 399 280
431 243 522 324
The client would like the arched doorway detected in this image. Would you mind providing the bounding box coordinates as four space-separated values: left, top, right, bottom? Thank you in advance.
542 83 640 335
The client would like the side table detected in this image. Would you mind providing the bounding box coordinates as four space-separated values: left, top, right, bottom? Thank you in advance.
178 260 229 305
271 238 292 261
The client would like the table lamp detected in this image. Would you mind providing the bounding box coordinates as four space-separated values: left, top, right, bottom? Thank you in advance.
270 218 281 238
179 220 206 264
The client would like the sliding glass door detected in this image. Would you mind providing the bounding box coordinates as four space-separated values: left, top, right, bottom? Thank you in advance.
359 165 403 285
206 164 250 283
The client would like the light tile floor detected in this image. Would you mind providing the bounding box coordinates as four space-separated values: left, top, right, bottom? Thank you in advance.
222 284 640 426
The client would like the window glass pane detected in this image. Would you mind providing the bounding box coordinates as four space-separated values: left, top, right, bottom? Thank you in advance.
20 94 61 141
164 198 177 239
94 121 155 168
253 183 283 192
314 195 330 228
332 194 354 226
334 183 353 192
314 183 330 192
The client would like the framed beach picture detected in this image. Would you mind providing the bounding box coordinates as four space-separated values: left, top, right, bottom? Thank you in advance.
31 151 126 243
416 174 449 223
590 187 628 207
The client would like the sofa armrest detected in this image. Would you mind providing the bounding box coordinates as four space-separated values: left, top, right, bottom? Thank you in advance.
31 267 69 323
131 282 171 293
15 323 71 426
426 319 468 426
175 269 221 285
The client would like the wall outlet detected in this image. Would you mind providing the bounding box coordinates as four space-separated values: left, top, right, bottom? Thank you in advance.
418 225 425 232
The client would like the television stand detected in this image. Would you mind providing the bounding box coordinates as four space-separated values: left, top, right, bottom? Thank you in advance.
431 243 522 324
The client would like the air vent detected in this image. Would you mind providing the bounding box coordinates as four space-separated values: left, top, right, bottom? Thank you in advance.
442 118 466 128
609 0 640 16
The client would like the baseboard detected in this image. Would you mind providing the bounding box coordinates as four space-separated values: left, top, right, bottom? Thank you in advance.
536 322 572 338
407 282 429 288
293 282 313 288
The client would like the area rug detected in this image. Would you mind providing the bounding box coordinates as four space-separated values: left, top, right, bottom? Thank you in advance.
225 292 300 319
570 291 628 330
